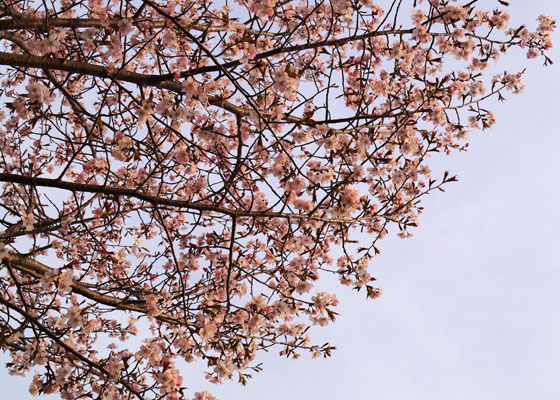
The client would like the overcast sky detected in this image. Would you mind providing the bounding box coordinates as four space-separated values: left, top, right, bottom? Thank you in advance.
2 1 559 399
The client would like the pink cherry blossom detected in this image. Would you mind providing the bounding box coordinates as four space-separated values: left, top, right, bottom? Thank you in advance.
25 82 51 104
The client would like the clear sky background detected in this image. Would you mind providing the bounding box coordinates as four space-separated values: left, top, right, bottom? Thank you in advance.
1 1 559 399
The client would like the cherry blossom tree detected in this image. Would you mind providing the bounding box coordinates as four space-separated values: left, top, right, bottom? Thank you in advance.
0 0 554 399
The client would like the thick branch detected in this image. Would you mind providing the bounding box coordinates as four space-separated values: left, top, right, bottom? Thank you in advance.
0 173 358 224
0 17 166 30
0 17 275 36
0 50 181 87
3 253 185 325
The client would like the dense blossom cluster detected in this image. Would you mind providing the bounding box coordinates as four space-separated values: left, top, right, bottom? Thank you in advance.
0 0 554 399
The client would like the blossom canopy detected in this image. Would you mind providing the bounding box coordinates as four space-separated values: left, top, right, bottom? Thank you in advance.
0 0 554 399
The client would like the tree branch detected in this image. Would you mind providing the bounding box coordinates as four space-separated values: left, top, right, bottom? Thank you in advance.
3 253 185 326
0 173 359 224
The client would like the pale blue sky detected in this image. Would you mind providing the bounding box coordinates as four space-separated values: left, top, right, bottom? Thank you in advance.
2 1 559 399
